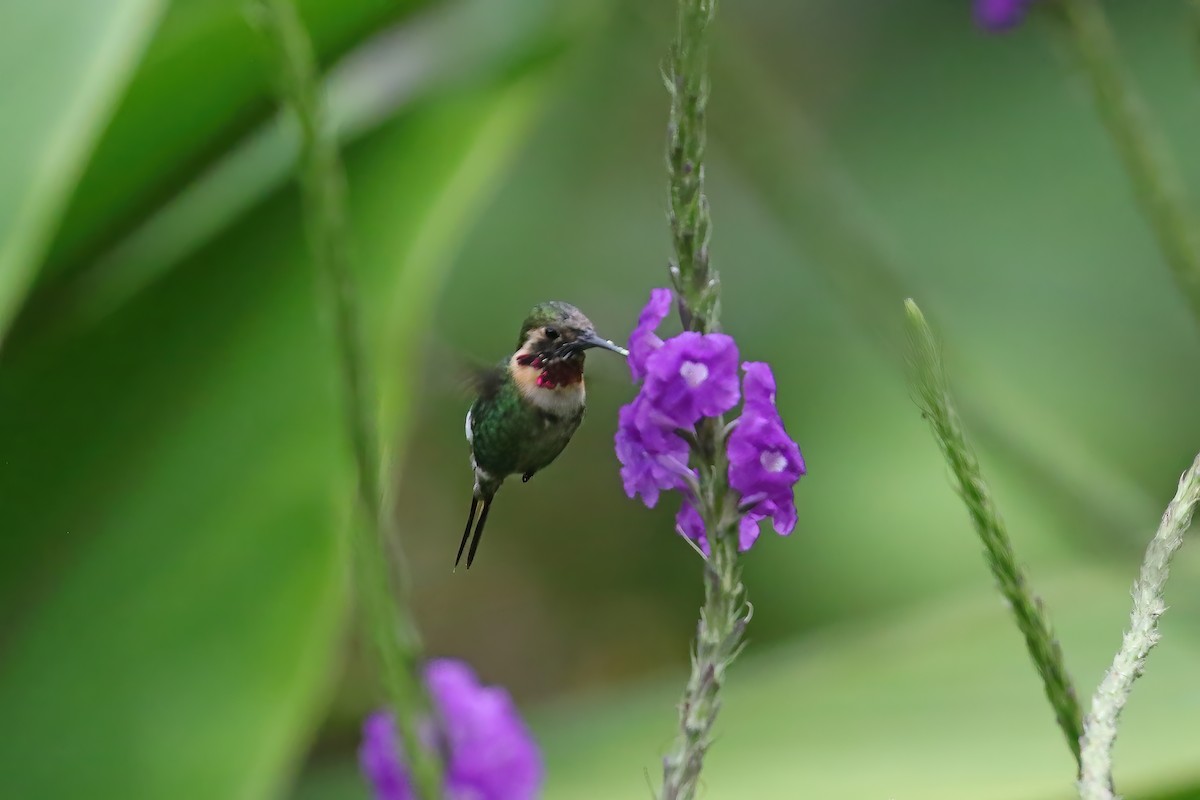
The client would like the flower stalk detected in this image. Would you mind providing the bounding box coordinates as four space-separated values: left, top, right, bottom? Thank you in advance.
249 1 441 796
904 299 1084 767
1041 0 1200 330
666 0 719 334
1078 452 1200 800
661 423 748 800
657 0 753 796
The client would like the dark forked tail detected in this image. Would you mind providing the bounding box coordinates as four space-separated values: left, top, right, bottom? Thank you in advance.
455 496 479 568
466 497 493 568
455 493 495 569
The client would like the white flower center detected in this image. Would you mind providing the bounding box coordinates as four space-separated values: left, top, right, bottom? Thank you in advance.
680 360 709 388
760 450 787 473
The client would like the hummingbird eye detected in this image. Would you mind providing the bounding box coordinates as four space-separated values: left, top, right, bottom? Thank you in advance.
544 327 559 340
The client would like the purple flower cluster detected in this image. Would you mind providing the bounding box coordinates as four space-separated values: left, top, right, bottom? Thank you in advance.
974 0 1034 31
615 289 805 553
359 659 542 800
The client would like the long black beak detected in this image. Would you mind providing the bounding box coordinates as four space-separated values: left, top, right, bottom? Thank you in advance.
560 331 628 358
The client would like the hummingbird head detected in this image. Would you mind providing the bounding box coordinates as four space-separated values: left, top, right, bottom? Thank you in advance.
510 301 627 391
513 301 627 362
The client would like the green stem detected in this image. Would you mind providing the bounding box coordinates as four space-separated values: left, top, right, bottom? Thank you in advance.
1043 0 1200 329
666 0 720 334
661 526 746 800
1078 452 1200 800
659 1 748 796
661 427 748 800
904 299 1085 767
249 1 441 796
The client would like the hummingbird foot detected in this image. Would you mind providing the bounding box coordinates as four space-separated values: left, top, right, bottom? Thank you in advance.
522 471 534 483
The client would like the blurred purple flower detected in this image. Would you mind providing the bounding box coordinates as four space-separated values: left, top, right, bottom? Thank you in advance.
628 287 674 382
615 396 694 508
974 0 1033 31
360 713 409 800
359 659 542 800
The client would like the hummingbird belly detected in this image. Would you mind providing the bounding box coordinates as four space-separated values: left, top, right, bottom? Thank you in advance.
468 383 583 481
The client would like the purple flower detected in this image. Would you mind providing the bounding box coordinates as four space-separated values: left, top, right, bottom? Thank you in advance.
616 296 804 550
974 0 1033 31
675 501 710 556
676 499 763 554
359 659 542 800
727 363 804 539
360 713 409 800
616 396 694 508
617 295 740 508
736 497 799 550
628 288 673 382
641 332 740 428
741 361 777 412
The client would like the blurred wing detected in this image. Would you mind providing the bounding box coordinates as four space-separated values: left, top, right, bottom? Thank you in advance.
418 340 506 401
461 359 506 403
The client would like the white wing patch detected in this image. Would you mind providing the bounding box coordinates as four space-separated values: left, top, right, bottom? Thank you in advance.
465 407 494 486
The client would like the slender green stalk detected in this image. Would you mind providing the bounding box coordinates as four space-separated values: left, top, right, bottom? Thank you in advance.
1078 452 1200 800
904 299 1084 767
666 0 720 334
1042 0 1200 329
661 422 748 800
659 0 750 797
249 1 441 796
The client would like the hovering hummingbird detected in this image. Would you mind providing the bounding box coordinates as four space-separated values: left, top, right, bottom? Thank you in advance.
456 301 628 569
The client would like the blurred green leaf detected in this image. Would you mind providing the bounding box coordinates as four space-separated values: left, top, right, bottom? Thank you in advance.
0 65 551 800
52 0 574 332
0 0 165 346
41 0 420 277
296 568 1200 800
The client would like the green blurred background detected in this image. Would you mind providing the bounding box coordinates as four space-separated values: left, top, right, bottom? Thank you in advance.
3 1 1200 798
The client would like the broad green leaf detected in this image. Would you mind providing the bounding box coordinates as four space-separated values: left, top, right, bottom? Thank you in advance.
0 72 548 800
0 0 165 347
53 0 575 331
40 0 422 276
293 568 1200 800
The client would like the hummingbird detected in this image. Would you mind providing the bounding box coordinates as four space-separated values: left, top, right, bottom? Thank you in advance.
456 301 628 569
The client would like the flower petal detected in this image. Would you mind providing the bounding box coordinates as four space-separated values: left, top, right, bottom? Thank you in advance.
738 512 762 552
615 397 692 508
675 501 710 556
359 712 412 800
741 361 777 411
628 288 674 382
359 660 542 800
641 332 740 427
